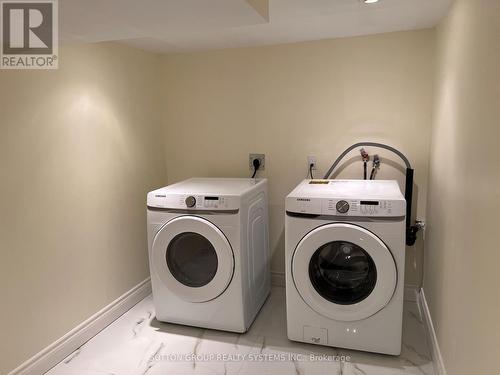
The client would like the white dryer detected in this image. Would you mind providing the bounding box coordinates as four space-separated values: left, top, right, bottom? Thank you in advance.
285 179 406 355
147 178 270 332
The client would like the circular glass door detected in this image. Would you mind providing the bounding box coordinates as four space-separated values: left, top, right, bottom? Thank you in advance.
167 232 218 288
309 241 377 305
152 216 234 302
292 223 397 321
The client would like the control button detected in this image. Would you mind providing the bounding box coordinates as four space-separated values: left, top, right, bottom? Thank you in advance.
185 196 196 208
336 200 350 214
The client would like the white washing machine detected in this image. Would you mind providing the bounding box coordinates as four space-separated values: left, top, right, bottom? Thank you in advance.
147 178 270 332
285 179 406 355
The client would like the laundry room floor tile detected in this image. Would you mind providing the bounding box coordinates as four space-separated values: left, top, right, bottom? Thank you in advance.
46 287 435 375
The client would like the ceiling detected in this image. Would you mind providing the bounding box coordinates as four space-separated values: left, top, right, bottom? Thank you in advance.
60 0 452 54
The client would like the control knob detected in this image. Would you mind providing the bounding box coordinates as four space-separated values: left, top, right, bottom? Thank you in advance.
185 196 196 208
336 200 350 214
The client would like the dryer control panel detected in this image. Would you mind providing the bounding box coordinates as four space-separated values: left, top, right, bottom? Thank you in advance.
147 191 239 211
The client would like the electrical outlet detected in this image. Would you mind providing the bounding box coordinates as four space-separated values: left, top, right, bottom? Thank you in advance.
416 220 426 241
308 155 317 170
249 154 265 170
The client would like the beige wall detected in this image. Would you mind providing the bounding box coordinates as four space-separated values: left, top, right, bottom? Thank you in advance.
161 29 435 286
425 0 500 373
0 43 166 373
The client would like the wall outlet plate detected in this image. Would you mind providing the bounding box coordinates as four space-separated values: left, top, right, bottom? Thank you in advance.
249 154 265 170
308 155 317 170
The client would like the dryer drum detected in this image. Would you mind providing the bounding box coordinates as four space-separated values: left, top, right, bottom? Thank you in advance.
166 231 218 288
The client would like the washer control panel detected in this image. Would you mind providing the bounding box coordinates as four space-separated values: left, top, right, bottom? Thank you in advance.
324 199 403 217
288 197 405 217
285 179 406 218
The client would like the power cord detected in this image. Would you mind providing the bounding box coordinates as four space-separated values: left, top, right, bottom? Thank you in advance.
309 163 315 179
251 158 261 178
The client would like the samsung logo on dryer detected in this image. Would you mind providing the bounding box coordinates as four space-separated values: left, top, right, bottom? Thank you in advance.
155 194 166 198
296 198 311 202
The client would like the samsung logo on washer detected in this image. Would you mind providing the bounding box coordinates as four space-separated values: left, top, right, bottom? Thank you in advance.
296 198 311 202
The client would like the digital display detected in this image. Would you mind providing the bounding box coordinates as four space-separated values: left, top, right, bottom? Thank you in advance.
205 196 219 201
360 201 379 206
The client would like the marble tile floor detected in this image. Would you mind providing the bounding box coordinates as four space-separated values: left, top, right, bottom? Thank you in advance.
46 287 434 375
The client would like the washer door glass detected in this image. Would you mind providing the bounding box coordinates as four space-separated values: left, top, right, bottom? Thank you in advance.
167 232 218 288
309 241 377 305
292 223 397 321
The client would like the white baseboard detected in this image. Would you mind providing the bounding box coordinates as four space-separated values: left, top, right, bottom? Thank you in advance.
271 271 285 287
418 288 447 375
8 278 152 375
